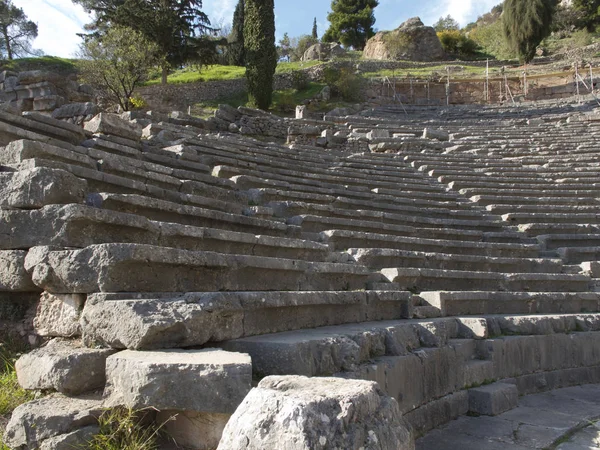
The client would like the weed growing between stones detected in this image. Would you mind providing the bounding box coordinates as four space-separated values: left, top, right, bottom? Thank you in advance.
0 333 34 446
88 406 173 450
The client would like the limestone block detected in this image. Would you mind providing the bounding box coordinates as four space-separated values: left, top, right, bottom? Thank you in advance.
39 425 99 450
84 112 142 141
423 127 449 141
156 411 230 450
468 382 518 416
3 394 103 449
0 167 87 209
52 102 98 120
34 292 84 337
295 105 308 119
217 375 414 450
367 129 390 139
33 95 66 111
16 339 116 395
104 349 252 413
0 250 37 291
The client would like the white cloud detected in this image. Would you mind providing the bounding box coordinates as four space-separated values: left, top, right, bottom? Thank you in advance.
12 0 90 58
437 0 501 26
203 0 237 28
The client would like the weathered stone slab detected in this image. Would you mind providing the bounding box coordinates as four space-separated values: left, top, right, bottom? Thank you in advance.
3 394 103 449
24 244 371 294
1 138 96 168
156 411 230 450
217 375 414 450
104 349 252 413
38 425 99 450
0 167 87 209
33 292 85 337
84 113 142 141
468 382 518 416
0 250 38 291
16 338 116 394
80 291 412 349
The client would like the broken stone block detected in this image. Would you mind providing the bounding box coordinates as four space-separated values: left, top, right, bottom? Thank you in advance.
3 394 103 449
34 292 84 337
156 410 230 450
38 425 99 450
216 375 414 450
468 382 518 416
0 250 38 292
104 349 252 413
367 129 390 139
423 127 449 141
16 339 116 395
84 112 142 141
0 168 87 209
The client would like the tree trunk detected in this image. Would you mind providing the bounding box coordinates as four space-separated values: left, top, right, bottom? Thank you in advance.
161 64 168 85
2 26 12 60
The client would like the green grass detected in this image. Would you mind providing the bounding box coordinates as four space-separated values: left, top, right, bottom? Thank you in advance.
0 333 34 447
146 60 323 86
0 56 77 74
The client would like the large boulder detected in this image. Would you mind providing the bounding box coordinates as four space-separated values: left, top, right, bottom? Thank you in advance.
363 17 446 62
217 375 414 450
302 43 346 61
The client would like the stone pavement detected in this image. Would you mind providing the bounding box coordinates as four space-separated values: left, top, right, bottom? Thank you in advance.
416 385 600 450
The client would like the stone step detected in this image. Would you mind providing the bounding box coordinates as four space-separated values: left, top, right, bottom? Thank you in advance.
518 222 600 237
381 268 590 293
557 246 600 264
0 110 85 146
538 234 600 250
268 201 505 232
420 291 600 316
25 243 373 294
222 317 472 378
322 230 541 258
462 188 600 198
81 290 413 350
488 203 600 215
0 205 330 261
87 193 297 237
504 212 600 225
350 248 564 273
475 195 600 208
288 214 486 242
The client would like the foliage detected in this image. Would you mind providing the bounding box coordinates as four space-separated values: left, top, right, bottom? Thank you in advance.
278 32 291 61
0 56 76 73
0 333 33 418
322 0 379 50
323 66 364 101
228 0 245 66
312 17 318 39
78 26 162 111
289 35 319 61
291 70 309 90
437 30 479 57
73 0 215 84
469 19 514 60
87 407 168 450
503 0 558 62
0 0 39 60
434 15 460 32
381 31 412 59
572 0 600 31
552 3 585 35
244 0 277 109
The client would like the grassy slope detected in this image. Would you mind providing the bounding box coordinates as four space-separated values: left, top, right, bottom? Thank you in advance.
0 333 34 447
0 56 77 74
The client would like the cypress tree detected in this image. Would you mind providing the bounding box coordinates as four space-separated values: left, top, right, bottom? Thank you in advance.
503 0 558 63
312 17 318 39
244 0 276 110
229 0 245 66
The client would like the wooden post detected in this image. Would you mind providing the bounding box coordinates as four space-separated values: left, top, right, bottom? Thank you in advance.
576 62 580 103
446 67 450 106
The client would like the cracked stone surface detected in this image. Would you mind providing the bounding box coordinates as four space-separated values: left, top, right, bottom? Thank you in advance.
416 384 600 450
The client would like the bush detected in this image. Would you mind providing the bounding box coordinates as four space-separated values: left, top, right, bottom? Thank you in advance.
469 20 514 60
437 30 479 57
291 70 309 91
323 67 365 102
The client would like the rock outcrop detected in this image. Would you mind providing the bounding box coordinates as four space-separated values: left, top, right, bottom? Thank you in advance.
363 17 446 61
302 42 347 61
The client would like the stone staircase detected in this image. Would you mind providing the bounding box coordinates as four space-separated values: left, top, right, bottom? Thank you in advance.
3 102 600 449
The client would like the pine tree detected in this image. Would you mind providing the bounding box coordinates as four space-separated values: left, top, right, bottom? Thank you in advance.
0 0 38 60
503 0 558 63
229 0 245 66
312 17 318 39
322 0 378 50
244 0 276 110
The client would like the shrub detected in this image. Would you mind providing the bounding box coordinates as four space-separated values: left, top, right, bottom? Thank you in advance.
323 67 365 102
291 70 309 91
437 30 479 57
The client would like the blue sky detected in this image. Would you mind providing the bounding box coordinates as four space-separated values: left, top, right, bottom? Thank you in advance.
13 0 501 58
